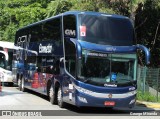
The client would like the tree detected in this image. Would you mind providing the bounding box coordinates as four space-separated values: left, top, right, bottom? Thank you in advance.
46 0 72 17
135 0 160 67
0 0 47 42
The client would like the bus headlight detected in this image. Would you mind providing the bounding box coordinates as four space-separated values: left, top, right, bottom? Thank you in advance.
129 99 136 104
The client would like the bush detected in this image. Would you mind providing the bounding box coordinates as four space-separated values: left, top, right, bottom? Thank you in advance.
137 91 160 102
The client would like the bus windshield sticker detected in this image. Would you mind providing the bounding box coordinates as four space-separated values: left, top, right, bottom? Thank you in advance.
80 26 86 36
111 73 117 81
86 52 108 57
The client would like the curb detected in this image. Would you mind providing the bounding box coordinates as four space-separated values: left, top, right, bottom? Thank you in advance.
136 100 160 108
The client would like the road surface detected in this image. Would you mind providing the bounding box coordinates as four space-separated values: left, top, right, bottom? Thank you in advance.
0 84 159 119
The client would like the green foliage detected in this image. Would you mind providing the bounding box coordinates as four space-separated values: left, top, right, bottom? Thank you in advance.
135 0 160 67
0 0 47 42
137 91 160 102
46 0 72 17
71 0 97 11
0 0 160 68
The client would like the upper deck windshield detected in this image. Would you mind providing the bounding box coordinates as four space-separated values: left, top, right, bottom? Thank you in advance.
78 14 134 46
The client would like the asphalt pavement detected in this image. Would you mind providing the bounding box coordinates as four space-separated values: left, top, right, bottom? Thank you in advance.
0 84 160 118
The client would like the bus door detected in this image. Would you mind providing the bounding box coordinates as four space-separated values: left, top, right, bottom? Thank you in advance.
62 38 77 105
62 14 77 104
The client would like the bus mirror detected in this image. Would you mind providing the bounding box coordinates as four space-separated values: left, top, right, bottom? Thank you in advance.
60 57 64 63
136 44 150 65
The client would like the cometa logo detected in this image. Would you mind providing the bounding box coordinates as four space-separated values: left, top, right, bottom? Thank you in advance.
39 44 52 53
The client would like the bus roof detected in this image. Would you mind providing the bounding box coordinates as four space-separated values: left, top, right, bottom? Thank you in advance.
0 41 14 49
63 11 129 19
17 11 130 32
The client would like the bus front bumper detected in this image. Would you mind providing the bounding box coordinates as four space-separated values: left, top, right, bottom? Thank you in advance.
76 91 136 108
0 75 13 83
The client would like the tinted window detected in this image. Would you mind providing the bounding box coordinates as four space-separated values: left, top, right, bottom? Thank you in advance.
63 15 76 38
36 56 60 74
42 18 61 41
7 50 13 71
30 24 42 42
79 14 134 46
64 39 76 77
29 17 61 42
27 56 36 63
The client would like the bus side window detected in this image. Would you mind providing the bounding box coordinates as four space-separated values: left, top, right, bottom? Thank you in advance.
54 60 60 75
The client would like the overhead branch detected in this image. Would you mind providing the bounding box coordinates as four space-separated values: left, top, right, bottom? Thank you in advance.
150 21 160 51
135 17 147 30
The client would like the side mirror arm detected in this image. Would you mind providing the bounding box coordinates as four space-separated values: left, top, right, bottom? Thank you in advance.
136 44 150 65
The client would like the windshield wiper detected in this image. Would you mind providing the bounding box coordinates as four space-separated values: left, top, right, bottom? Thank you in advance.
118 78 135 86
78 76 92 83
83 77 92 83
119 78 133 82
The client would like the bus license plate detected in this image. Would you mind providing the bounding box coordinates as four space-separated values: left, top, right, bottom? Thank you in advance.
104 101 115 106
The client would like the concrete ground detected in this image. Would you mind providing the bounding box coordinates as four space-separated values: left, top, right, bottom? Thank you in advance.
136 100 160 109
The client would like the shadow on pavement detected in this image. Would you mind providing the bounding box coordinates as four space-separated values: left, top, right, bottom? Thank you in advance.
25 89 157 115
2 85 157 116
63 103 156 115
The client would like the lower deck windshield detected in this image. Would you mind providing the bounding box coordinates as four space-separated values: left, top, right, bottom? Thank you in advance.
0 51 13 71
78 51 137 85
0 53 6 69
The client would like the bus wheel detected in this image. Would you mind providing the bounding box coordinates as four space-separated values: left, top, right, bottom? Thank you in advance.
18 79 22 91
21 77 26 92
57 87 65 108
49 86 57 104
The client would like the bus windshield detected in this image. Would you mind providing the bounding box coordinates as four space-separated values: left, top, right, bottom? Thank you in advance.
78 14 134 46
0 53 6 69
0 50 13 71
77 50 137 85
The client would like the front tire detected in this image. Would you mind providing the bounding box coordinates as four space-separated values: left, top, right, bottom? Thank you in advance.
57 87 65 108
49 86 57 104
21 77 26 92
18 79 22 91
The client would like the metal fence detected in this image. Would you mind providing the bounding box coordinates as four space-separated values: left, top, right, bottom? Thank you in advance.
137 65 160 101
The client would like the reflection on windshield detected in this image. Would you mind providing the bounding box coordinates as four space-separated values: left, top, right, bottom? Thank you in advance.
79 14 134 46
78 52 136 84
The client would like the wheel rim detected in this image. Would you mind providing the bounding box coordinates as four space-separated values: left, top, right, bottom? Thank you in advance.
49 86 53 99
18 79 20 86
21 78 24 89
57 88 62 105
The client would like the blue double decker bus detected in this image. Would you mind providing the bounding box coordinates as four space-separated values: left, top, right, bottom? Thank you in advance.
13 11 150 109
